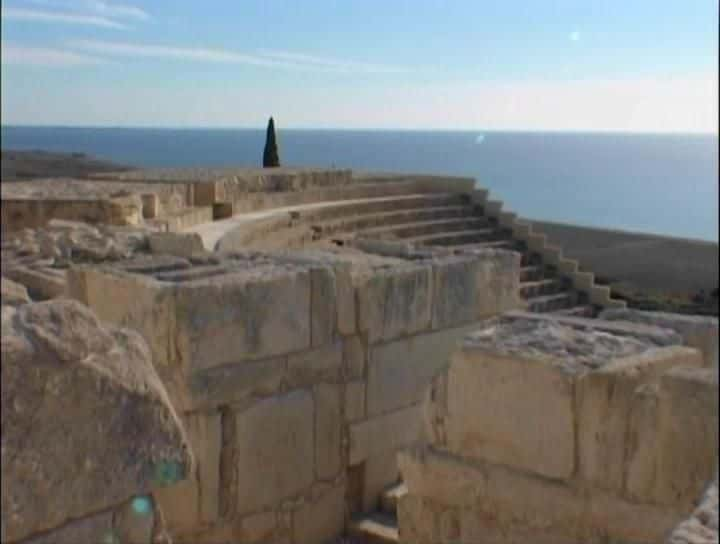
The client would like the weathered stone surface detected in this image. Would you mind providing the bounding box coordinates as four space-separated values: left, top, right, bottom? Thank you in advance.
315 384 343 480
345 381 366 423
355 265 433 343
153 411 222 531
400 445 686 544
112 496 157 544
288 342 342 387
446 347 578 480
667 478 719 544
343 334 366 380
1 299 190 543
148 232 206 257
19 508 116 544
233 391 314 514
577 346 703 495
349 403 425 465
188 356 286 410
238 510 278 543
654 367 719 507
1 277 30 306
363 449 401 512
600 308 719 368
398 446 589 543
176 268 312 371
367 323 481 417
310 266 337 347
292 483 345 544
431 252 521 330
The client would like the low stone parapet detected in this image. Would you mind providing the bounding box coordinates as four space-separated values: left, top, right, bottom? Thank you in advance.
401 313 718 544
600 308 719 369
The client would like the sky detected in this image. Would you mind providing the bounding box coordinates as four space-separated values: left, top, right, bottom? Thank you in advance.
1 0 718 132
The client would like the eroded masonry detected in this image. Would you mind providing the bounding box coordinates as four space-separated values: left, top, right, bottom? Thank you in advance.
1 167 717 544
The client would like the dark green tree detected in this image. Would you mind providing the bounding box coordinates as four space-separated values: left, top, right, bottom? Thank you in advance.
263 117 280 167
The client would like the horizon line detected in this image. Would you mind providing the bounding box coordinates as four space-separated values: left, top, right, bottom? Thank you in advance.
2 123 718 137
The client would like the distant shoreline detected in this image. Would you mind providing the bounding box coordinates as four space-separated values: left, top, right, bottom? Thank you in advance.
1 149 134 182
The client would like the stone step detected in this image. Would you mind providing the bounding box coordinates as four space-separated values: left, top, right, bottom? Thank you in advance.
408 228 500 246
293 193 468 224
527 291 578 313
520 265 544 282
347 513 399 544
552 305 597 318
358 217 491 240
447 239 517 252
310 205 478 237
519 278 564 299
380 482 408 516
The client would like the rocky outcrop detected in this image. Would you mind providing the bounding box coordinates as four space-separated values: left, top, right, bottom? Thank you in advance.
667 478 719 543
1 299 191 543
1 278 30 307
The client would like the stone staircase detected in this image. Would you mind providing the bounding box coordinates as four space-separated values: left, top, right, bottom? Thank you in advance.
348 483 405 543
296 190 604 318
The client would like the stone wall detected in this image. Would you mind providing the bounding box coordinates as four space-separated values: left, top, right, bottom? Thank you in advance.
65 247 522 543
399 313 719 544
1 297 191 543
1 195 144 232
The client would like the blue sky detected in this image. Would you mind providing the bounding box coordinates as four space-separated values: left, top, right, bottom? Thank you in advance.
1 0 718 131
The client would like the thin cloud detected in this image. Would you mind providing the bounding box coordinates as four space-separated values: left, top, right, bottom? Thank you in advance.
1 42 107 66
24 0 149 20
85 0 149 20
2 6 127 29
256 49 412 74
69 39 410 74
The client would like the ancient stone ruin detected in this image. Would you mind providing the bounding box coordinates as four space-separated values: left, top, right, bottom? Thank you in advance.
1 167 717 543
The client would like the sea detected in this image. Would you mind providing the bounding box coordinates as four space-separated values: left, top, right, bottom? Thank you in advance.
1 126 718 242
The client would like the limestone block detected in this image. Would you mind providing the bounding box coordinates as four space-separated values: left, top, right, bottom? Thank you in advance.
399 446 588 542
1 300 190 543
233 391 315 514
113 496 156 544
188 356 286 411
349 404 425 465
397 494 441 544
287 341 342 387
577 346 703 495
431 253 521 330
238 510 278 543
446 348 577 480
292 483 345 544
362 449 401 512
345 381 366 423
175 269 311 371
587 491 684 544
343 334 367 380
155 412 221 529
623 383 663 502
367 323 480 417
315 384 343 480
310 266 337 346
335 263 356 335
355 265 433 343
653 366 719 508
148 232 206 257
1 276 30 306
600 309 719 369
19 509 115 544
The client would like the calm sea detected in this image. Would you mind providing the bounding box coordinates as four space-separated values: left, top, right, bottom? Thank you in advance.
2 126 718 241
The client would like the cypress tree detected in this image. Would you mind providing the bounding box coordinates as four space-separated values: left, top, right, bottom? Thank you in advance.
263 117 280 167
